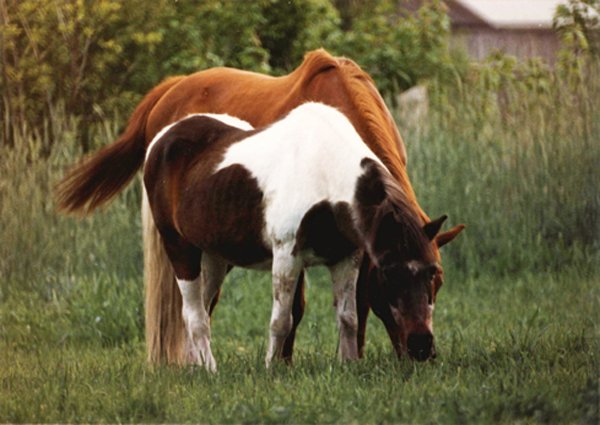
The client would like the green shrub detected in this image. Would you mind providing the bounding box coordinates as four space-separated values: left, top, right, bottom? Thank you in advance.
0 0 453 145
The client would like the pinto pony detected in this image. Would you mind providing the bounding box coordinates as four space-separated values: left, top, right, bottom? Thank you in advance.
56 49 464 364
144 102 447 370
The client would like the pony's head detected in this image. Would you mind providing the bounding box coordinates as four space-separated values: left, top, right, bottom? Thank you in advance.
373 212 457 361
357 159 464 361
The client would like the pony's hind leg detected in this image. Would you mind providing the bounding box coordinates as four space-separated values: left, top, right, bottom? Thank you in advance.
175 252 227 372
199 253 228 369
329 253 361 361
266 244 303 368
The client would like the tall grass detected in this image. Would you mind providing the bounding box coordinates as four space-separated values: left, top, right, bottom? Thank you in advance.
402 58 600 276
0 110 144 345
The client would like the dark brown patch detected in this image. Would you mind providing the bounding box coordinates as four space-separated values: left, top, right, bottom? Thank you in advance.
353 158 388 240
294 201 360 266
160 228 202 281
144 116 267 278
356 158 387 207
178 164 271 267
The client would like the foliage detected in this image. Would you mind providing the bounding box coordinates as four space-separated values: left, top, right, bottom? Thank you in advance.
1 0 456 147
553 0 600 86
257 0 340 71
329 0 454 101
554 0 600 56
0 0 275 147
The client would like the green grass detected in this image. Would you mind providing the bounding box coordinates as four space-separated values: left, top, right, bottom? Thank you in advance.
1 268 598 423
1 61 599 423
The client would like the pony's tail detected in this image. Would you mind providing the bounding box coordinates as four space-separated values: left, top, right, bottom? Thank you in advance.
143 191 188 365
55 76 184 214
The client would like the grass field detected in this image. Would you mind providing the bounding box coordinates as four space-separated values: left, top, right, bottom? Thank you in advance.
1 267 598 423
1 63 599 423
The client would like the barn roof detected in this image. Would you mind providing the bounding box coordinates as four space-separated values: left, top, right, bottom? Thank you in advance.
448 0 565 30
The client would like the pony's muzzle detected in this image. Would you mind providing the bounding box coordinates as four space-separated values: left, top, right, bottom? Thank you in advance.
407 332 435 361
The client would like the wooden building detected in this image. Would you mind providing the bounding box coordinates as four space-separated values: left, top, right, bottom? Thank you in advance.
401 0 565 63
446 0 562 63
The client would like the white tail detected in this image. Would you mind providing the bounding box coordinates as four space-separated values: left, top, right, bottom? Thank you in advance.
142 188 188 364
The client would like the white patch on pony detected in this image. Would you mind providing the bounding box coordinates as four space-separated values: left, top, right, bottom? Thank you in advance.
406 260 421 276
176 277 217 372
217 102 385 249
200 113 254 132
145 113 254 163
266 242 303 366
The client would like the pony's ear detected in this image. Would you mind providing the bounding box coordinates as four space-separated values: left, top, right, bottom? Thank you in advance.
423 215 448 240
435 224 465 248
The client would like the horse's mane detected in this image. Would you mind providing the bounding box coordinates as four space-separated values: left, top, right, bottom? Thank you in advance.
335 57 406 175
296 49 339 76
296 50 421 218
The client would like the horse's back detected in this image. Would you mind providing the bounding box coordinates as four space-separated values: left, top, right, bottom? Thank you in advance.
146 67 292 140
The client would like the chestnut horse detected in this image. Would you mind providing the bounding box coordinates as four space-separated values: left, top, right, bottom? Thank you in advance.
144 102 448 370
56 49 464 364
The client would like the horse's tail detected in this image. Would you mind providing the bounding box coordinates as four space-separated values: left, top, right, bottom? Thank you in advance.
55 76 184 214
143 190 188 365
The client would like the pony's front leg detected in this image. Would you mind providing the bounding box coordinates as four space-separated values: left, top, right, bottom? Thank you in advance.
281 271 306 363
266 245 302 368
177 253 227 372
329 253 361 361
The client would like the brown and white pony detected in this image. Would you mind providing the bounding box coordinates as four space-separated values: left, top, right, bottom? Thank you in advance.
56 49 464 365
143 102 448 370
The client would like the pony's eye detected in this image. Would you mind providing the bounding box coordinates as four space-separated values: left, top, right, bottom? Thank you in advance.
425 264 440 281
381 264 403 281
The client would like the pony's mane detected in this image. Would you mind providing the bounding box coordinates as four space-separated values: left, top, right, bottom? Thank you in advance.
373 165 433 262
294 49 429 231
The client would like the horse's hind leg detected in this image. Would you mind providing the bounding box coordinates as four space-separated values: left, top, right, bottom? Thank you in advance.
266 244 302 368
329 253 361 361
